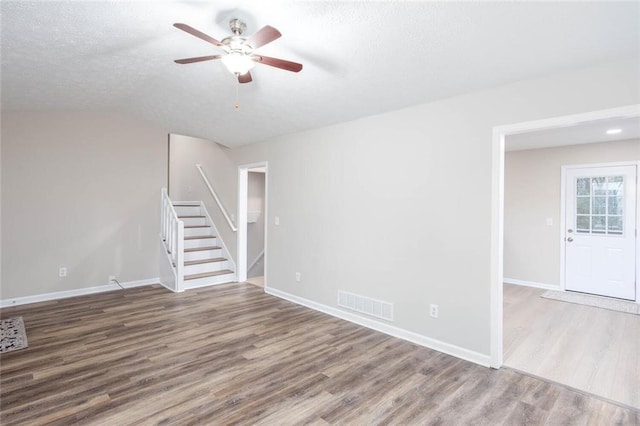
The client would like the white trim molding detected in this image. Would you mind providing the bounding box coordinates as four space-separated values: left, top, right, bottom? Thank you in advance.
503 278 560 291
265 287 491 368
0 278 159 308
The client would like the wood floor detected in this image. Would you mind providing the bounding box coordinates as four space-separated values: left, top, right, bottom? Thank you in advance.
1 284 638 425
246 275 265 288
503 283 640 410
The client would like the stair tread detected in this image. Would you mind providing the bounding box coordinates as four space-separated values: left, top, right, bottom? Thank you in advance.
184 235 216 240
173 257 227 267
178 215 205 218
184 245 221 252
184 257 227 266
184 225 210 229
173 203 200 206
184 270 234 280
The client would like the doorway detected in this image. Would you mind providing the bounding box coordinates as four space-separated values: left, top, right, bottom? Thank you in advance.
563 163 637 300
491 105 640 406
237 162 268 288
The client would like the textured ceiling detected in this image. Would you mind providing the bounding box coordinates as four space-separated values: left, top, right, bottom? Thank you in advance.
2 1 639 147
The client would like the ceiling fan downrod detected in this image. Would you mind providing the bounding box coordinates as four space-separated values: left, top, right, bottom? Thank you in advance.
228 18 247 36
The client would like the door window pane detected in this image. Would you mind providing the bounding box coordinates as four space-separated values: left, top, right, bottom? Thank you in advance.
577 178 590 195
607 176 623 196
577 197 590 214
574 175 624 235
576 215 590 231
608 197 623 215
592 216 606 232
592 197 606 214
608 216 623 234
592 177 607 195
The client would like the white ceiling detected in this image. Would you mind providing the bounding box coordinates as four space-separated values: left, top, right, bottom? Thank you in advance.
2 1 639 148
506 116 640 152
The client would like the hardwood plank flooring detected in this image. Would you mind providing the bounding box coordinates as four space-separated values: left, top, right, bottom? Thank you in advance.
503 283 640 409
1 283 637 425
246 276 264 288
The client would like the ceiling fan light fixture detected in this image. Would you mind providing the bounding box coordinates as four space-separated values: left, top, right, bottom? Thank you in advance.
173 19 302 84
221 52 255 75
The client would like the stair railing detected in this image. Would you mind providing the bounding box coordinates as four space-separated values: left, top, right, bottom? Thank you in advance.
195 164 238 232
161 188 184 291
248 249 265 272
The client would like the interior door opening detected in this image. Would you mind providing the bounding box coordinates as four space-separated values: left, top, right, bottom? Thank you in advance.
493 104 640 408
237 162 268 289
492 104 640 369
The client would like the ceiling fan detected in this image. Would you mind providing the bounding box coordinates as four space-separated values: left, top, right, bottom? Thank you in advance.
173 18 303 84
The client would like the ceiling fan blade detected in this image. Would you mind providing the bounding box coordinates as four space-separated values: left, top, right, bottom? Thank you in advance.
173 23 222 47
251 55 303 73
246 25 281 49
238 72 253 84
174 55 222 64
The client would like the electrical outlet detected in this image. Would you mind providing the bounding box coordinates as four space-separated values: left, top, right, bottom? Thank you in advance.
275 216 280 226
295 272 301 282
59 267 67 277
430 304 439 318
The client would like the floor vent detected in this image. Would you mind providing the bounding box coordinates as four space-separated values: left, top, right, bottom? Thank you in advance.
338 290 394 321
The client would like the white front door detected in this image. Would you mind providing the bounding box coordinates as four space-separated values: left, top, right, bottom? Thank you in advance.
564 165 637 301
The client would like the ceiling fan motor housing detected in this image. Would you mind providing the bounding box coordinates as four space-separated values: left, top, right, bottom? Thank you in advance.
221 20 253 55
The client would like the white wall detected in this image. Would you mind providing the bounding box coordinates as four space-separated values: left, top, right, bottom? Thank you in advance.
168 134 238 261
223 60 638 357
247 171 265 277
0 123 3 293
1 111 168 299
504 139 640 287
9 59 632 360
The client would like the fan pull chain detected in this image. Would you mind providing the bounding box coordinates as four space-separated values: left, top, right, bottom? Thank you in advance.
234 76 240 109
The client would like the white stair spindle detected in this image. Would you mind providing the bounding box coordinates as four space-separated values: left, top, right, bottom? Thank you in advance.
176 221 184 291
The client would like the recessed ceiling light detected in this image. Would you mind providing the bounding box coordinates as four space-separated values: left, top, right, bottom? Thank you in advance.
606 128 622 135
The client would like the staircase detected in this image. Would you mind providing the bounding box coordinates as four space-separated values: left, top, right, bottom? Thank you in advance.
160 189 236 291
175 203 235 288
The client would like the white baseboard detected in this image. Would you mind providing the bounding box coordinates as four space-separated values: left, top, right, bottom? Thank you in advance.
265 287 491 368
503 278 560 291
0 278 159 308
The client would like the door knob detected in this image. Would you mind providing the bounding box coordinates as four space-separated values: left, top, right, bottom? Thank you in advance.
567 237 574 242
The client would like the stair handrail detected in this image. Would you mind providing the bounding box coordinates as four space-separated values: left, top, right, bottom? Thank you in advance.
248 249 265 272
195 164 238 232
160 188 184 291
